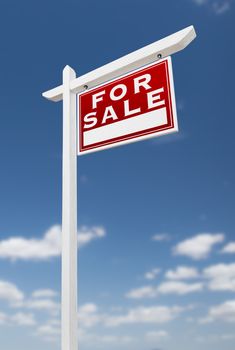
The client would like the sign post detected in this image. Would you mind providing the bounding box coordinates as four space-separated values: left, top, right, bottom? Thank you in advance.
42 25 196 350
61 66 78 350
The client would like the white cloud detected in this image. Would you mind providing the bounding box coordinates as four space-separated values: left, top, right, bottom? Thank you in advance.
173 233 224 260
0 311 36 326
157 281 203 295
165 266 199 280
78 226 106 247
82 333 133 344
152 234 170 242
192 0 232 14
221 242 235 254
36 303 102 339
0 280 24 303
14 298 60 315
79 303 103 328
25 299 60 313
126 281 203 299
200 300 235 323
203 263 235 292
145 268 161 280
37 316 134 345
126 286 157 299
80 303 98 314
32 289 58 299
37 321 60 336
145 330 168 341
195 333 235 342
0 225 106 261
11 312 36 326
98 335 132 344
36 319 60 343
0 280 59 317
0 226 61 261
79 329 134 345
77 303 184 328
105 305 184 327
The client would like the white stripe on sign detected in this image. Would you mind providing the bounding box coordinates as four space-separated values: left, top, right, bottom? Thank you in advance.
83 107 167 146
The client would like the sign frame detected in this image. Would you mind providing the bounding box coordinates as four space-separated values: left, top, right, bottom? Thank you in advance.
77 56 178 156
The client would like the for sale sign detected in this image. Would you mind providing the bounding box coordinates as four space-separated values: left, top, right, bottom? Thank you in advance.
78 57 178 154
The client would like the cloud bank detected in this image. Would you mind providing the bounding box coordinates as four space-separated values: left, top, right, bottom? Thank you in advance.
0 225 106 261
173 233 224 260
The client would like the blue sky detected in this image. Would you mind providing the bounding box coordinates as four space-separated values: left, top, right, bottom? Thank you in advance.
0 0 235 349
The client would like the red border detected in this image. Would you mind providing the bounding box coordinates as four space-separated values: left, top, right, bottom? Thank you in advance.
79 59 174 152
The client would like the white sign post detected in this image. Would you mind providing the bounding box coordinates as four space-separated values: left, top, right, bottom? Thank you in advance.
42 25 196 350
61 66 77 350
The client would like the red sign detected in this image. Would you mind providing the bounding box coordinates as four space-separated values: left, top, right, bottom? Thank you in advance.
78 57 178 154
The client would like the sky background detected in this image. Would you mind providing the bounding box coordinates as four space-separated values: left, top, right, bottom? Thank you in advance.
0 0 235 349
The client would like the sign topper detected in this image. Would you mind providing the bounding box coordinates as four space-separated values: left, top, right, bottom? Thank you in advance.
78 57 177 154
42 26 196 350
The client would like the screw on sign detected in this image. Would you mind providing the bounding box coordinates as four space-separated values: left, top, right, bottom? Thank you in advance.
78 57 178 154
